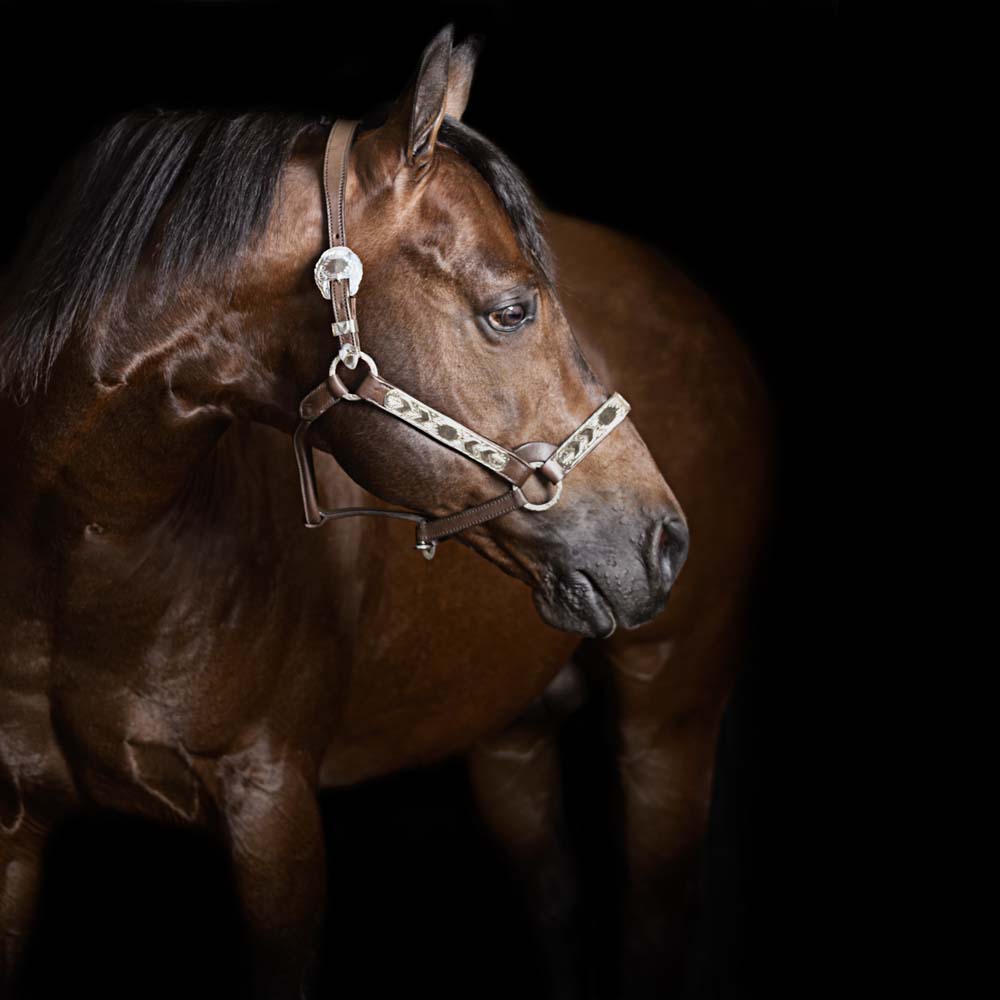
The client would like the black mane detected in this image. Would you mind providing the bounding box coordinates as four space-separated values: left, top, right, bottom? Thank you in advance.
0 107 554 402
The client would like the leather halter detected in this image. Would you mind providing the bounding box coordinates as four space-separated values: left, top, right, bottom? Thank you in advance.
293 118 631 559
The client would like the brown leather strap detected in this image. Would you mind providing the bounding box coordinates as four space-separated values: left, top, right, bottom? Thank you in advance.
294 417 549 554
294 415 426 530
323 119 361 357
416 488 528 546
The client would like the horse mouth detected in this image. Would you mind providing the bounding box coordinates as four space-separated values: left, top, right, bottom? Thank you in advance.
533 568 618 639
579 570 617 638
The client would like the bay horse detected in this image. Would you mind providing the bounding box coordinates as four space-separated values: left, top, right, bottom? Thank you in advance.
0 25 772 1000
307 202 773 1000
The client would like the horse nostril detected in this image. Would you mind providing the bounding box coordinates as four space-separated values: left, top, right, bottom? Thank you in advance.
659 516 690 583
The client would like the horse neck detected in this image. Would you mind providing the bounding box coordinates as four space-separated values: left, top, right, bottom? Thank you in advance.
1 335 233 540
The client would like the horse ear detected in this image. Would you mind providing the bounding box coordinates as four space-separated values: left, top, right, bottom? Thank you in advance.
383 23 454 169
444 33 484 122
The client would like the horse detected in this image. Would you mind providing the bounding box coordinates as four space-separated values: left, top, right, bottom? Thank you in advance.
303 208 773 999
0 24 772 1000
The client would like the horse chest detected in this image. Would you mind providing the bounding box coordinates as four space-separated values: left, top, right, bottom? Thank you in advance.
30 539 318 819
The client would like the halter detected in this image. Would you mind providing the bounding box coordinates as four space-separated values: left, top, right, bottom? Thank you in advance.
293 119 631 559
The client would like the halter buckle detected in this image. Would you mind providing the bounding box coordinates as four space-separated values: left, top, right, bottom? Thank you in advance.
414 539 437 560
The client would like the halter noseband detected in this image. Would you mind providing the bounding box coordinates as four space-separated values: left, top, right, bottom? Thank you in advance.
293 119 631 560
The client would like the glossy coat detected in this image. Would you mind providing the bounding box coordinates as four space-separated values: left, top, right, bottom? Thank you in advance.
0 26 772 1000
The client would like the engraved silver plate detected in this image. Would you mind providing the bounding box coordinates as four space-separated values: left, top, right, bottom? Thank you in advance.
553 393 630 474
375 387 515 480
314 246 363 299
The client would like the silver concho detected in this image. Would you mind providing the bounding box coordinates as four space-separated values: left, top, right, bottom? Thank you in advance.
314 246 364 299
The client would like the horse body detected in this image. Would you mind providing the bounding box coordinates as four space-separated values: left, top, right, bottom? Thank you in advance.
0 25 771 1000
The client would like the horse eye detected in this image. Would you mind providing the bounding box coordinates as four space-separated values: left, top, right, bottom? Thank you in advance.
486 302 528 332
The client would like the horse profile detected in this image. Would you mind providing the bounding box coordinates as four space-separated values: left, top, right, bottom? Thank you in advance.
0 25 771 1000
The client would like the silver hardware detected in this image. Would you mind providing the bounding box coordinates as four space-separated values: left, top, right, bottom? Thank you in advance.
314 246 363 299
332 318 357 338
338 342 361 370
329 349 378 402
520 462 564 512
415 540 437 560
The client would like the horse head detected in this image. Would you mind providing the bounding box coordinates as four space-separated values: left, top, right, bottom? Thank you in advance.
252 26 688 636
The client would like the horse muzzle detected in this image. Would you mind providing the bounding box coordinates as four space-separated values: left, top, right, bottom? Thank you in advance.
527 507 689 638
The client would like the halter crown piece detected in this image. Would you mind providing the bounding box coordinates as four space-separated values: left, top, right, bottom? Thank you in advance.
292 119 632 560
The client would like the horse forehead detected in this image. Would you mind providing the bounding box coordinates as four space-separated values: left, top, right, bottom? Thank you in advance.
418 155 520 247
386 184 530 290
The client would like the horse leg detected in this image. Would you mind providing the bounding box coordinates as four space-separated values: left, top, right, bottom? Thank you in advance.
215 746 326 1000
0 811 49 993
606 625 739 1000
466 665 587 1000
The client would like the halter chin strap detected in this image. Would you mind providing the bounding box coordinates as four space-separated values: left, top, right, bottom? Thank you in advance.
293 118 631 559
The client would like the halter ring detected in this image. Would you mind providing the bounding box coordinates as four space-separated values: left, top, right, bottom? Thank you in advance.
329 350 378 402
520 461 564 512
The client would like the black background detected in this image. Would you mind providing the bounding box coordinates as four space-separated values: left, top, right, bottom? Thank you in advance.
3 2 836 998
